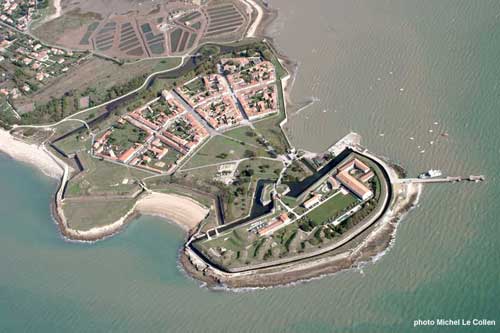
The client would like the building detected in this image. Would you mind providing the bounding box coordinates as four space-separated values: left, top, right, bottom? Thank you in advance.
258 213 290 236
327 176 341 190
336 171 373 200
359 170 375 183
303 194 322 209
335 158 374 200
339 158 370 174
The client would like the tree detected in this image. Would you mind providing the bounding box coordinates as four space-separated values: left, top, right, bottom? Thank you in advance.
216 152 228 159
245 130 256 137
243 149 256 158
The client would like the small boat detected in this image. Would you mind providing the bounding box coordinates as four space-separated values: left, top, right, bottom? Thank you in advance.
419 169 443 179
441 132 449 138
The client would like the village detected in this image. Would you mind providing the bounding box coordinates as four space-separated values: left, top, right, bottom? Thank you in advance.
93 56 279 174
0 0 39 31
0 26 86 100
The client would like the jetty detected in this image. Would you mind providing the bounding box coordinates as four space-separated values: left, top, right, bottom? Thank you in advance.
395 175 485 184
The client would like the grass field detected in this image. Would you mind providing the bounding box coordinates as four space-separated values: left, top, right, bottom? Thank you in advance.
223 125 268 149
181 135 269 169
14 56 181 115
65 152 150 197
32 10 103 44
54 133 91 155
63 198 136 231
225 158 282 221
305 192 359 226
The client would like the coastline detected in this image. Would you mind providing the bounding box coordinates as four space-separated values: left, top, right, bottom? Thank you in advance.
53 192 210 243
180 162 422 289
0 128 208 242
1 2 423 289
0 129 63 179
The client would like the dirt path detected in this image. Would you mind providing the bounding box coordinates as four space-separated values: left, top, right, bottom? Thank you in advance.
243 0 263 38
45 0 62 23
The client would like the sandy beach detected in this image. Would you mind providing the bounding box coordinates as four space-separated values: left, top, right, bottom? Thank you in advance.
135 192 209 231
0 129 63 179
56 191 210 242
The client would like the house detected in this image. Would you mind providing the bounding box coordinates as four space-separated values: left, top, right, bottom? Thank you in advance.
303 194 322 209
118 146 140 163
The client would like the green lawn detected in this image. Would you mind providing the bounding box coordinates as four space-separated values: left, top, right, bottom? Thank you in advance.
108 122 147 151
65 152 150 197
152 57 182 72
63 198 136 231
54 132 91 155
182 135 269 169
253 112 289 155
305 192 359 226
223 126 267 148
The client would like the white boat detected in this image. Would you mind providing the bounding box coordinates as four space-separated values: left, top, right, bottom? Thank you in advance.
419 169 442 179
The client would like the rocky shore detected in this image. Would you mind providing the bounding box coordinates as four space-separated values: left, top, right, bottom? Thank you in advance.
180 169 422 290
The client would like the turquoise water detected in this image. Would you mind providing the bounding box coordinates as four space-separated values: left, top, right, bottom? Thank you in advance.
2 0 500 331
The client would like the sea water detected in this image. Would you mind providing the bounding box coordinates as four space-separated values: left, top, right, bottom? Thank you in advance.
1 0 499 331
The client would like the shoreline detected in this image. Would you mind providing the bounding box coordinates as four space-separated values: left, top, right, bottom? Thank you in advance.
0 128 208 242
0 129 63 179
0 5 423 290
52 191 210 243
180 161 422 289
0 100 424 290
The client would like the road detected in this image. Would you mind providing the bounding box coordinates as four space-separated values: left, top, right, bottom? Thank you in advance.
13 57 191 130
170 90 219 137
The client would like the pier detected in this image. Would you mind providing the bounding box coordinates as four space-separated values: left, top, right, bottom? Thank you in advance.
394 175 485 184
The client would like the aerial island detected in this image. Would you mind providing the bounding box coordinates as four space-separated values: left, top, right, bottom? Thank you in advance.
0 0 481 288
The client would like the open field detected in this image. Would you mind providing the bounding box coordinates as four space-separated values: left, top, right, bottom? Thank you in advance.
65 152 150 197
63 198 136 231
223 125 268 149
253 113 289 154
305 193 359 226
182 135 269 169
14 56 181 112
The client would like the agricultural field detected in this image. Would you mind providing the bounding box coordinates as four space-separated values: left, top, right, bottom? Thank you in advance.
203 2 246 39
32 0 250 59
